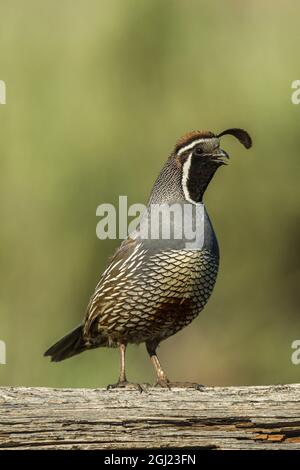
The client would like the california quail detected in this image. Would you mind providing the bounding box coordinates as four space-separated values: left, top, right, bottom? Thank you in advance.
45 128 252 388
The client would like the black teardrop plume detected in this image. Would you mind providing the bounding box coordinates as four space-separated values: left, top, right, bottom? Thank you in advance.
217 128 252 149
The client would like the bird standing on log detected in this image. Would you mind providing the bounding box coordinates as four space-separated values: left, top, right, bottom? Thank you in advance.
45 128 252 389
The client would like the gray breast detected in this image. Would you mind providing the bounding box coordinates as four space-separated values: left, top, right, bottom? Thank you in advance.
132 201 219 258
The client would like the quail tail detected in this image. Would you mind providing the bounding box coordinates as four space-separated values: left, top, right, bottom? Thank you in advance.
44 325 85 362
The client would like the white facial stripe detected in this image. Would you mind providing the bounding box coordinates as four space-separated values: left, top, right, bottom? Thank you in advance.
181 152 195 204
177 138 212 156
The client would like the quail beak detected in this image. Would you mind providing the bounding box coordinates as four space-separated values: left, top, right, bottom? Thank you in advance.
211 148 229 165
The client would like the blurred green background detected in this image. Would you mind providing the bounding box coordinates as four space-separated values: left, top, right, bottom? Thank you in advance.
0 0 299 388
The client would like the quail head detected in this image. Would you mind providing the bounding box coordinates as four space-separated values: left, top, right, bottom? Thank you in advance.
45 128 252 389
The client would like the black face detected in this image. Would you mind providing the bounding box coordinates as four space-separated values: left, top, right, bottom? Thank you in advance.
178 137 227 203
185 149 223 203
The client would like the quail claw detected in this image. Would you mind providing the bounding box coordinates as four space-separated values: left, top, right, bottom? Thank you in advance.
107 380 146 393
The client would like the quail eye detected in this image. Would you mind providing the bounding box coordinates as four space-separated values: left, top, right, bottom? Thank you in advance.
194 146 203 155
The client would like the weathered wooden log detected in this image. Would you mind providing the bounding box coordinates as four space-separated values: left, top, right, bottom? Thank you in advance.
0 384 300 450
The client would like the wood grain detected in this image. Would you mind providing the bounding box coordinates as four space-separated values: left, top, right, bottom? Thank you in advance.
0 384 300 450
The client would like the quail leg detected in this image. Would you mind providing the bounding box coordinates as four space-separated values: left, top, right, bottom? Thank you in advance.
107 343 144 392
146 342 204 390
146 342 170 388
